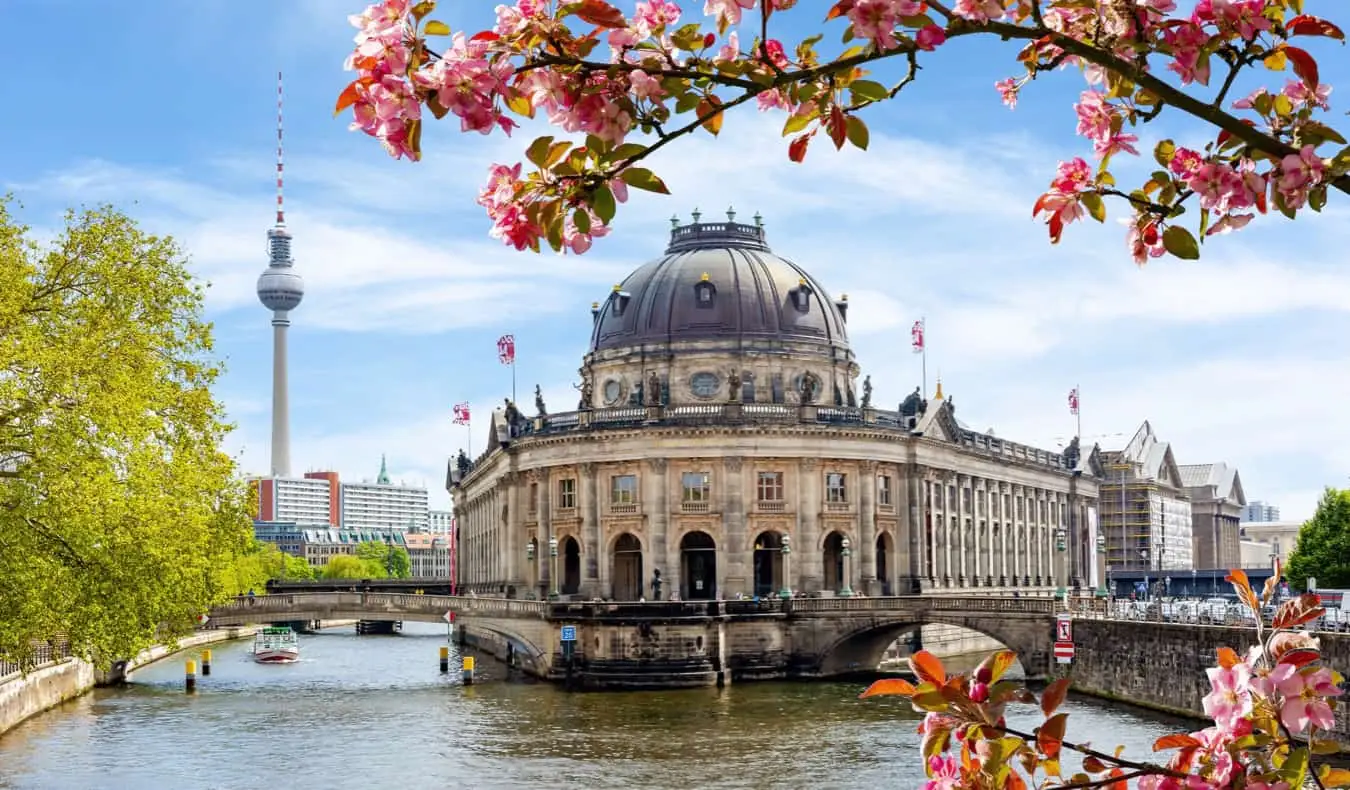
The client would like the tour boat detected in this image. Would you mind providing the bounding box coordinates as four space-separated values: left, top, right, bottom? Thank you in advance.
252 626 300 664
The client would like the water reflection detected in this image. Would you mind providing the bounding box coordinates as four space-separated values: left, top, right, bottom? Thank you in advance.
0 623 1189 790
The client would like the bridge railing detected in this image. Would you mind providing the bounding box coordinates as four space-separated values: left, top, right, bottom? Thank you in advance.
790 596 1060 615
0 636 72 684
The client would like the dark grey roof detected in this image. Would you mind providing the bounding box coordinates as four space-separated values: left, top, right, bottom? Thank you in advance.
589 221 850 354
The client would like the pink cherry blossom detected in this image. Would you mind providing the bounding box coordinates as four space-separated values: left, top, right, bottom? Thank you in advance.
1246 781 1292 790
1283 79 1332 110
923 754 961 790
953 0 1004 23
995 78 1018 109
634 0 681 31
1274 145 1325 210
704 0 755 27
1202 663 1253 732
1126 216 1166 266
629 70 665 101
1262 664 1343 734
846 0 911 52
1164 23 1211 86
915 25 946 51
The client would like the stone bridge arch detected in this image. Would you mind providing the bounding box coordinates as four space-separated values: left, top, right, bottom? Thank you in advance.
796 612 1052 680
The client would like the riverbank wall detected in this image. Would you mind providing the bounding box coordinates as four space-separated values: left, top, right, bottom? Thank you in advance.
0 626 258 737
1060 619 1350 747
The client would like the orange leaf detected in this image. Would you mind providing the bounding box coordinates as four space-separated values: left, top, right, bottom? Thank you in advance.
574 0 628 28
827 105 847 149
787 133 810 163
334 81 362 116
1153 733 1202 751
1216 647 1240 669
909 649 947 686
1038 712 1068 760
1287 15 1346 40
1280 647 1322 668
1273 593 1325 630
697 96 724 136
1284 45 1320 88
825 1 854 21
859 677 917 698
1320 766 1350 786
1041 677 1070 716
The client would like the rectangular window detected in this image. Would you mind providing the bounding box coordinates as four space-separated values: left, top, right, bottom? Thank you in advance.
741 372 755 403
558 478 576 509
757 471 784 502
611 474 637 505
877 475 892 506
771 373 784 404
826 472 847 503
682 471 711 502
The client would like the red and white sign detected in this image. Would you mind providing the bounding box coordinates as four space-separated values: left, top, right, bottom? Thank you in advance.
443 610 456 624
910 320 925 354
1054 641 1075 663
1055 613 1073 643
497 334 516 365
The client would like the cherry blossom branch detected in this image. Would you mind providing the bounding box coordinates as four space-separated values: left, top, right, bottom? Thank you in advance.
990 722 1188 780
1053 769 1150 789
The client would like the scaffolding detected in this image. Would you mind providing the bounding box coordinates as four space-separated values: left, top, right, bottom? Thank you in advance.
1100 462 1164 571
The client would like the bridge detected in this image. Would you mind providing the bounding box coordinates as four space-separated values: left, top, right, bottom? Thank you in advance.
208 593 1064 688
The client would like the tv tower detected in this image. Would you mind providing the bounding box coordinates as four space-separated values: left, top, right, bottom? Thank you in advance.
256 71 304 478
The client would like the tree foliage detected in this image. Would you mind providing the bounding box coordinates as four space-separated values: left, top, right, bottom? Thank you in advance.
338 0 1348 264
0 199 251 669
355 540 412 579
1284 487 1350 590
321 554 373 580
214 539 315 594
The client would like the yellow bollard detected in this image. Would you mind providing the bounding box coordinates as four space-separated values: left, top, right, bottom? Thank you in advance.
201 649 212 676
185 660 197 693
461 655 475 686
439 645 449 673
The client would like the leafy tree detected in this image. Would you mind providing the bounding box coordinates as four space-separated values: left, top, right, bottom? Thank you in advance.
354 540 412 579
0 199 251 669
214 539 315 593
338 0 1349 264
1284 487 1350 590
321 554 372 580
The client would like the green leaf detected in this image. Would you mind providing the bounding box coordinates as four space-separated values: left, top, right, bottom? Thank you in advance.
848 79 889 103
591 183 617 224
618 167 671 194
526 136 556 168
782 110 815 136
423 19 451 36
1161 225 1200 259
1080 193 1106 223
844 116 869 151
573 208 591 235
1153 139 1176 168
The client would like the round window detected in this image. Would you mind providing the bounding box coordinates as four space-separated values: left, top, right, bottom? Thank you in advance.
689 371 721 399
603 379 623 405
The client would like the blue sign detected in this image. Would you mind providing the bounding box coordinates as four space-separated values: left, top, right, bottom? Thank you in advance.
560 625 577 642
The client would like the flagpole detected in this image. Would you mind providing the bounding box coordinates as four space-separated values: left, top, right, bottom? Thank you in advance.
1076 383 1082 439
921 316 927 400
512 360 517 406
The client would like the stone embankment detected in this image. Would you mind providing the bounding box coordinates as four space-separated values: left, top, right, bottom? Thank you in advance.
0 626 258 736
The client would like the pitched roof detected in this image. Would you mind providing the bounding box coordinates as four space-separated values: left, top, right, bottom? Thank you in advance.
1178 462 1246 504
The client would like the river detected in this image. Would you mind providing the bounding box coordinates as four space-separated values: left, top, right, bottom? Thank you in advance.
0 622 1196 789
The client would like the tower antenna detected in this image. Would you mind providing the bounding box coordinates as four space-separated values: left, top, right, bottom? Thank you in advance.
276 70 285 227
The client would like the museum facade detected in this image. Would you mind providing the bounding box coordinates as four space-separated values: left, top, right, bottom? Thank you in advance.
449 215 1106 601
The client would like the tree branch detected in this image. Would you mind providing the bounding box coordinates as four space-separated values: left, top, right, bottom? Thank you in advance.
1052 769 1150 789
991 722 1187 780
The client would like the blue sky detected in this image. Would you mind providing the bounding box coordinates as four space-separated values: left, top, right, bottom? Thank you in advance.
4 0 1348 518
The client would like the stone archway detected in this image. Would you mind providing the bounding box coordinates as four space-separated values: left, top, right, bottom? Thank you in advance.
808 615 1044 678
611 533 643 601
822 531 846 593
561 536 581 595
680 531 717 600
876 532 894 595
752 531 785 598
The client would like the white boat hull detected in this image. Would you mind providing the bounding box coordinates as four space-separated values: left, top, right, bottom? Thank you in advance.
253 648 299 664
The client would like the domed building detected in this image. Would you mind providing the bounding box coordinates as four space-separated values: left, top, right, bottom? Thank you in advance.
450 213 1106 602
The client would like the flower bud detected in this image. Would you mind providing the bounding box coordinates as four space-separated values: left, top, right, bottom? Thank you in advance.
975 665 993 684
970 682 990 703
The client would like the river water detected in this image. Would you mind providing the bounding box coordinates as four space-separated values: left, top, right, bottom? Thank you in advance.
0 623 1194 790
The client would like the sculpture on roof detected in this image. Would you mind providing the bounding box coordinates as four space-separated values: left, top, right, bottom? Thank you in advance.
1063 436 1082 471
647 370 662 406
799 372 818 405
899 386 926 418
727 369 741 402
574 365 593 409
455 449 471 477
861 375 873 408
503 397 523 434
534 384 547 417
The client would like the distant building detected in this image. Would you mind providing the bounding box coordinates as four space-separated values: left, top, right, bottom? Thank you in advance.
299 527 407 569
251 473 340 526
404 530 451 578
1178 462 1246 570
1240 520 1303 571
1241 501 1281 523
1100 422 1193 572
1240 539 1279 569
339 455 430 532
252 520 304 557
429 509 454 538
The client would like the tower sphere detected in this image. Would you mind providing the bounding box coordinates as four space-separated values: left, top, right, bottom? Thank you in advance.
257 266 305 312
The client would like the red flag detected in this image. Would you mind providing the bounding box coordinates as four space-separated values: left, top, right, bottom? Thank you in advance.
497 334 516 365
452 402 471 425
1068 388 1080 416
910 320 925 354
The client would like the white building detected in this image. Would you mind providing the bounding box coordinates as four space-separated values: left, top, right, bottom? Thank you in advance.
404 530 451 578
252 473 339 526
1242 501 1281 523
250 457 429 533
429 509 454 538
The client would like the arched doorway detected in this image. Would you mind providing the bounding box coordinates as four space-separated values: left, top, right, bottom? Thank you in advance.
876 532 894 595
823 531 846 593
752 531 784 597
611 533 643 600
561 536 581 595
680 531 717 600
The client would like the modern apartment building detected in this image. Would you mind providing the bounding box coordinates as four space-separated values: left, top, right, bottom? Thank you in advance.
250 472 340 526
1241 501 1281 523
1099 421 1193 572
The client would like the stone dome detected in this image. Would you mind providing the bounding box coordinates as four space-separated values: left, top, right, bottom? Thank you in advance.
589 216 850 358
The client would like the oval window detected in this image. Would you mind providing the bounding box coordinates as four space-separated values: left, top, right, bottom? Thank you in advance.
603 379 623 405
690 372 721 399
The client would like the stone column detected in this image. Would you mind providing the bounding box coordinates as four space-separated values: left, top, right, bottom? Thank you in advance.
859 460 877 595
646 458 669 594
956 475 968 585
901 468 923 594
537 471 552 599
580 462 600 598
1012 485 1023 585
723 456 747 596
798 458 822 593
997 482 1008 585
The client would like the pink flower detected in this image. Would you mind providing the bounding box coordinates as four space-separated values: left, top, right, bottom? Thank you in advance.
915 25 946 51
1274 145 1325 210
1246 781 1291 790
715 31 740 63
846 0 915 52
629 70 665 101
1202 663 1253 732
704 0 755 27
1163 22 1211 85
1127 217 1166 266
953 0 1004 23
1283 79 1332 110
923 754 961 790
634 0 681 31
995 77 1018 110
1263 664 1343 734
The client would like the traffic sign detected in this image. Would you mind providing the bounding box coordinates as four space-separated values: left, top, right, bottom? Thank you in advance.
443 610 456 624
560 625 577 642
1054 641 1075 664
1055 613 1073 643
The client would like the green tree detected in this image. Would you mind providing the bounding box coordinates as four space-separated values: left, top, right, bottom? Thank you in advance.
0 199 251 669
354 540 411 579
321 555 370 580
1284 487 1350 590
213 539 315 594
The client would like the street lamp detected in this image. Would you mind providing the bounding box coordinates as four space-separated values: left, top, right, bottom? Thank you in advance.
548 536 559 600
839 537 853 597
779 535 793 600
1054 527 1067 598
1096 534 1107 597
526 540 536 599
